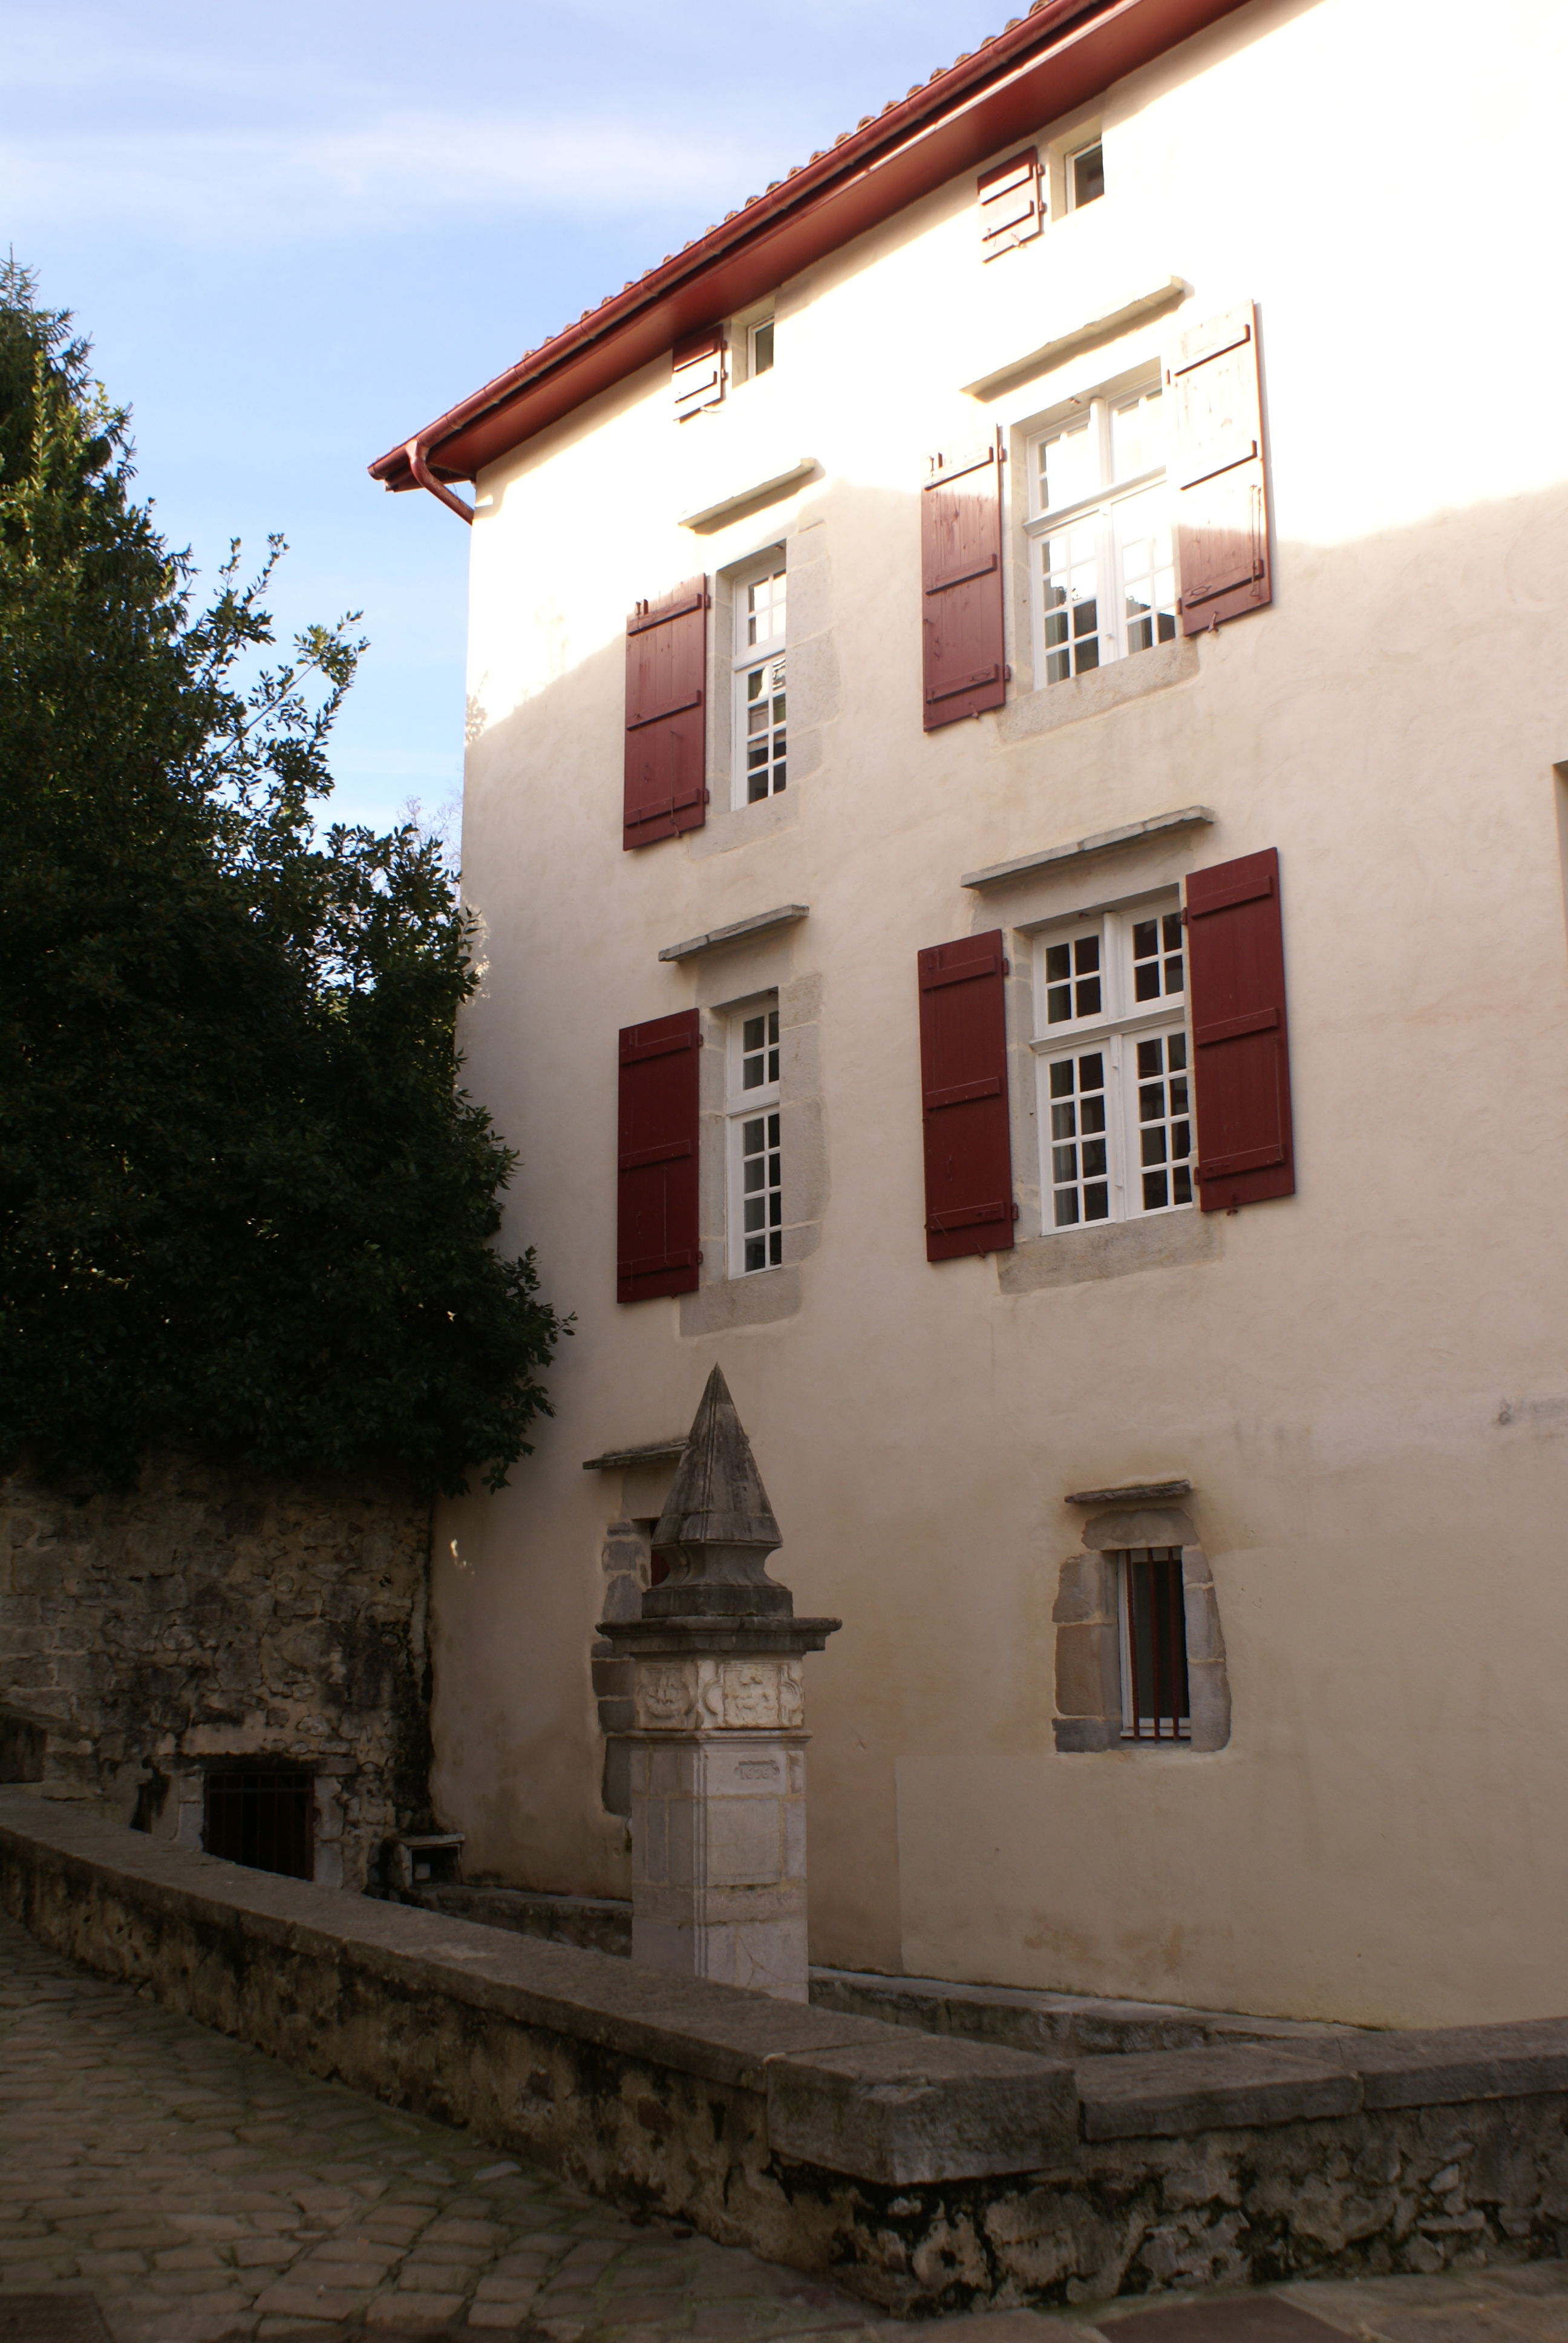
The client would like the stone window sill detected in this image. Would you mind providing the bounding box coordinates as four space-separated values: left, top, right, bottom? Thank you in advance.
680 1263 801 1335
999 1208 1220 1295
996 635 1198 747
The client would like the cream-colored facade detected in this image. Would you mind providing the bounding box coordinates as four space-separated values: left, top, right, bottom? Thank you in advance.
419 0 1568 2028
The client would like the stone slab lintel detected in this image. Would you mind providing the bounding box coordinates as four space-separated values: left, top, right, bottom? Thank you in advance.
962 278 1189 399
658 905 809 964
679 461 819 532
582 1439 688 1470
962 810 1214 893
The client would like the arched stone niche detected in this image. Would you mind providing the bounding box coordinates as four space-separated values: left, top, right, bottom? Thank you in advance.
1051 1493 1230 1754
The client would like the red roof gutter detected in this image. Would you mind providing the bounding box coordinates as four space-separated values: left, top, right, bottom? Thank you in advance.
370 0 1253 508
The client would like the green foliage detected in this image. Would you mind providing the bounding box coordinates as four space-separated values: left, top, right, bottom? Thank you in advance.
0 260 564 1496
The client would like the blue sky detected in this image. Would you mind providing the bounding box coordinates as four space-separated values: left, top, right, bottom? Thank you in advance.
5 0 1005 837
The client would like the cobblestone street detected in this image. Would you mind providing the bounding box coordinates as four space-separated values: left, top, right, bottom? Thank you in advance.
4 1909 1568 2343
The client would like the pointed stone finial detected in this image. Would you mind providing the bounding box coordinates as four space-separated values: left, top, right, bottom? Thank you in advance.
645 1366 791 1619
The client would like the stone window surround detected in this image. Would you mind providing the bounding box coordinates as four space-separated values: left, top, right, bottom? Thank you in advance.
960 812 1228 1293
1051 1494 1230 1754
681 964 826 1337
167 1755 358 1888
689 514 837 862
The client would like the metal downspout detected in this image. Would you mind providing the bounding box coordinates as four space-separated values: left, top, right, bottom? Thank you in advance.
404 437 474 523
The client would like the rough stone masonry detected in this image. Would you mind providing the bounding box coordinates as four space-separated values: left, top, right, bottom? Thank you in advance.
0 1457 432 1889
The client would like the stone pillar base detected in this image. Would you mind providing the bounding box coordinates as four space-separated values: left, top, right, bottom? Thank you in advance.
629 1728 808 2000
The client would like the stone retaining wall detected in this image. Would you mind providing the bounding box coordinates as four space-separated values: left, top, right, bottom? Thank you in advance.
4 1794 1568 2314
0 1459 431 1887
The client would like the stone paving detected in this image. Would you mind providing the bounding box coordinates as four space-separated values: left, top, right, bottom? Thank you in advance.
4 1906 1568 2343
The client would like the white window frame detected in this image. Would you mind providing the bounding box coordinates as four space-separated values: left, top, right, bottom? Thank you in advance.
1064 136 1105 212
1031 896 1193 1232
725 998 782 1277
731 302 776 384
1024 379 1175 690
730 552 787 811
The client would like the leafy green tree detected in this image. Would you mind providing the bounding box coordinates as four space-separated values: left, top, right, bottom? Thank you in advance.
0 260 564 1495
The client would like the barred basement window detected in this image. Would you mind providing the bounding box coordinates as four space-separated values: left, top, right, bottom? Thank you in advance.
728 1000 782 1274
1119 1549 1190 1742
203 1765 313 1878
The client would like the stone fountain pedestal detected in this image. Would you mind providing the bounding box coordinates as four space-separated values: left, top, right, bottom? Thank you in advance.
601 1369 838 2002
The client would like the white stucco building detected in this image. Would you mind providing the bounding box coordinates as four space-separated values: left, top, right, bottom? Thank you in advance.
371 0 1568 2028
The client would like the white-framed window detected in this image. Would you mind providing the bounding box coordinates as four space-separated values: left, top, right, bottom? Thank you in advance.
1065 137 1105 211
1118 1548 1191 1742
731 303 776 384
1025 381 1175 687
1033 897 1191 1228
731 555 786 808
727 1000 782 1275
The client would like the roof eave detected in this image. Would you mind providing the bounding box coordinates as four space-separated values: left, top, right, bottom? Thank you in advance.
369 0 1253 495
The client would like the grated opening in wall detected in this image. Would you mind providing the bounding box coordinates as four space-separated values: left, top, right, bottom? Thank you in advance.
203 1765 313 1880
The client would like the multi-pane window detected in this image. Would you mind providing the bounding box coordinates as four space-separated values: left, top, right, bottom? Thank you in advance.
1119 1549 1190 1741
728 1003 782 1275
1034 899 1191 1228
732 559 786 807
747 315 775 378
1025 382 1176 687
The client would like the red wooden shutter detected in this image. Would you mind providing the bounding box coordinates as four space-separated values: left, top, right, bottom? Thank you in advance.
918 931 1015 1262
1166 303 1271 633
978 149 1042 258
617 1010 701 1302
673 327 725 419
921 439 1007 730
1185 848 1294 1213
624 578 708 850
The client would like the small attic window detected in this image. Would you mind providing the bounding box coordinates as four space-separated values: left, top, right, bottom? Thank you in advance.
734 304 776 384
1067 139 1105 211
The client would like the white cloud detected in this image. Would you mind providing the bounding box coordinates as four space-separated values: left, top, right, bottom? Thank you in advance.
0 111 768 244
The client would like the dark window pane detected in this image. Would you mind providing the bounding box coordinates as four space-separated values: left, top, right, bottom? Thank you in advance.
1055 1190 1080 1226
1143 1170 1169 1210
1134 962 1160 1001
1171 1080 1189 1115
1080 1095 1106 1134
1053 1145 1079 1182
1169 1033 1187 1070
1072 141 1105 207
1075 936 1100 973
1138 1083 1165 1121
1051 1103 1076 1139
1137 1037 1161 1077
1085 1182 1110 1219
1141 1127 1168 1167
1079 1054 1104 1087
1050 1060 1074 1097
1048 985 1072 1023
1082 1138 1108 1178
1174 1165 1193 1205
1076 976 1102 1016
